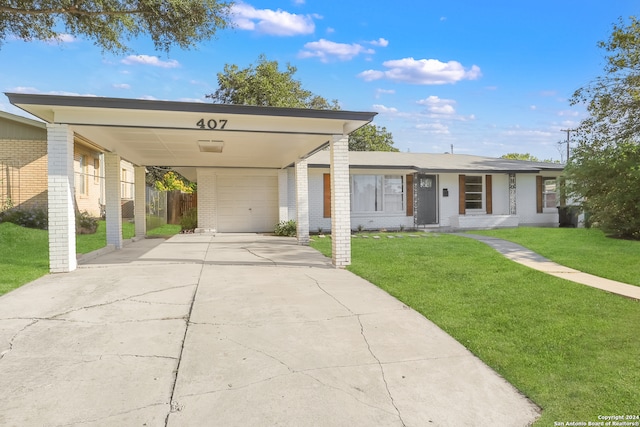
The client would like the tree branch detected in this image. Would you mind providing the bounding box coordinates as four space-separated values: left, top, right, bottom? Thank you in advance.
0 5 143 16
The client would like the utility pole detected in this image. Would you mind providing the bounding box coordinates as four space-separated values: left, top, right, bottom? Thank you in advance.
560 129 575 162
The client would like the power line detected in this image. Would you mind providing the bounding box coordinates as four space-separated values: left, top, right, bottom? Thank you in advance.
560 129 576 162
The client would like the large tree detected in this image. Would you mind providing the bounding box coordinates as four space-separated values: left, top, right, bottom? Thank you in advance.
0 0 232 53
207 55 397 151
568 17 640 239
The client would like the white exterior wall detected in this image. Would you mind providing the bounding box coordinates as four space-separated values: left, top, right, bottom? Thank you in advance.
439 173 460 228
517 174 560 226
491 174 510 215
196 168 217 233
308 168 414 232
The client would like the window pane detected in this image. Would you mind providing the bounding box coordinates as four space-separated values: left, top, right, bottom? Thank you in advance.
352 175 382 212
464 176 483 210
385 194 403 212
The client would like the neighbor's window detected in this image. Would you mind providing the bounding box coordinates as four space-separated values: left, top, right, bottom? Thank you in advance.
351 175 404 213
543 178 557 209
464 175 483 210
77 155 88 195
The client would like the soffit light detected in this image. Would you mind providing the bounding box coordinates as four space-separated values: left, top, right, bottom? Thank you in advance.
198 140 224 153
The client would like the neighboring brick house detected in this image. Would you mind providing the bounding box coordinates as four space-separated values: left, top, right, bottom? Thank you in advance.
1 111 133 218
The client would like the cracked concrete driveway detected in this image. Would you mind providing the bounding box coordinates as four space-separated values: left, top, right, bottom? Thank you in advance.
0 234 540 426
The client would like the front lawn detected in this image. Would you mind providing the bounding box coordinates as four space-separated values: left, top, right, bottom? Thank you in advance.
467 227 640 286
1 220 180 296
311 233 640 426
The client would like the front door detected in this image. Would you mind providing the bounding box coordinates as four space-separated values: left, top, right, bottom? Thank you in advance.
417 174 437 225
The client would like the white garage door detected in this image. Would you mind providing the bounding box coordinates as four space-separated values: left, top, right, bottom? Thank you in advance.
216 175 279 232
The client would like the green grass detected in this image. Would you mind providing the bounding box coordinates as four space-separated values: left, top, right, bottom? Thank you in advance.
0 222 49 295
467 227 640 286
311 234 640 426
1 220 180 296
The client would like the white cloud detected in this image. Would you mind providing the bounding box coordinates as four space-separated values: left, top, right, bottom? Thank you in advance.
232 2 316 36
299 39 374 62
416 122 450 134
375 88 395 98
557 110 579 117
358 57 481 85
416 95 456 115
112 83 131 90
326 27 335 34
9 86 39 93
138 95 158 100
372 104 399 114
369 38 389 47
44 33 76 44
121 55 180 68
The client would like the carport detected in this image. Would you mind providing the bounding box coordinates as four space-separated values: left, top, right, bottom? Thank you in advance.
6 93 375 272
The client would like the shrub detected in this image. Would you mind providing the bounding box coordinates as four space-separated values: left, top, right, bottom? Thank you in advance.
76 210 98 234
274 220 296 237
180 208 198 232
0 207 48 230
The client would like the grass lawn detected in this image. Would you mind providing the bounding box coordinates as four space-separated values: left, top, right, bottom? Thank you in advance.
467 227 640 286
0 220 180 296
311 233 640 426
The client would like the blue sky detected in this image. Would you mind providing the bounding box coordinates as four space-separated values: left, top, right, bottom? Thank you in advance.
1 0 637 161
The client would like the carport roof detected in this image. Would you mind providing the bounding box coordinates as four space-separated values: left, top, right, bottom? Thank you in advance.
6 92 376 169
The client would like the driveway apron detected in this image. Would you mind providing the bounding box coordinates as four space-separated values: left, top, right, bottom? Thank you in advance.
0 234 540 426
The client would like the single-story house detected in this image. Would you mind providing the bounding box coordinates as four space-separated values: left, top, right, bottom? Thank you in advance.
4 93 564 274
0 111 135 218
298 150 564 232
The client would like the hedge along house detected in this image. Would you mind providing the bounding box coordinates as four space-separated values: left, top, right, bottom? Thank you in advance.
303 151 564 232
6 92 376 273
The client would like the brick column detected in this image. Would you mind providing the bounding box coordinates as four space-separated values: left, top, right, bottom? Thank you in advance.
330 136 350 267
134 166 146 238
278 169 289 222
295 159 309 245
46 124 77 273
196 168 217 233
104 152 123 249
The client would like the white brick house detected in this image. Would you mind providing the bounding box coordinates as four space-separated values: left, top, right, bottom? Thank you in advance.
296 151 564 232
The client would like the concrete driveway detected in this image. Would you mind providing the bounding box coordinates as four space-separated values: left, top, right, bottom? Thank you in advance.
0 234 540 426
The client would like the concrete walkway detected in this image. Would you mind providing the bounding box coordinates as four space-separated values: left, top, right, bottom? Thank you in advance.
0 234 539 426
462 234 640 300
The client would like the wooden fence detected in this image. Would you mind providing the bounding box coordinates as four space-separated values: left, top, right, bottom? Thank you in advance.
167 191 197 224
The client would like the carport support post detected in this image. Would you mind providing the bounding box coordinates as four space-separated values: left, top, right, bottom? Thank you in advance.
295 159 309 245
104 152 123 249
134 166 146 237
46 124 77 273
330 135 351 267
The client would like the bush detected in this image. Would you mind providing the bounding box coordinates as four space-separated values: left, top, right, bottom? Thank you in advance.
180 208 198 232
76 210 98 234
0 207 48 230
274 220 297 237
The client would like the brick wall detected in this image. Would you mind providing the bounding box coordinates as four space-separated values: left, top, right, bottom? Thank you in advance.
0 139 48 209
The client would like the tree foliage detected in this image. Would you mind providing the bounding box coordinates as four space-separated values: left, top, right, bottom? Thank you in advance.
348 124 398 152
206 54 339 109
154 171 195 193
500 153 540 161
0 0 232 53
568 17 640 239
207 55 397 151
571 17 640 144
566 141 640 239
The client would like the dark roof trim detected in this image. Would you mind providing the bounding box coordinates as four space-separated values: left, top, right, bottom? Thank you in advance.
5 92 377 122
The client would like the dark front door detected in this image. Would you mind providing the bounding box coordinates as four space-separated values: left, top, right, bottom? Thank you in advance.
417 174 437 225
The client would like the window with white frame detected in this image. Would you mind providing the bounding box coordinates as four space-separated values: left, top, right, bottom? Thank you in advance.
543 178 557 209
464 175 483 210
351 175 404 213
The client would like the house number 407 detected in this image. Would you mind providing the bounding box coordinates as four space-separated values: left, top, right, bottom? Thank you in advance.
196 118 228 130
